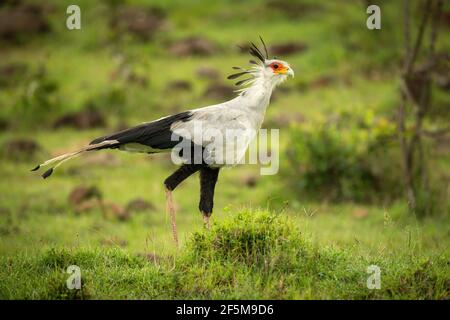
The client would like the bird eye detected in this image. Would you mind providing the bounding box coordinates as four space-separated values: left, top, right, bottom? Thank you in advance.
273 64 279 69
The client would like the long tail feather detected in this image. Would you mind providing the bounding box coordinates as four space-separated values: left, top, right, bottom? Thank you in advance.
32 140 119 179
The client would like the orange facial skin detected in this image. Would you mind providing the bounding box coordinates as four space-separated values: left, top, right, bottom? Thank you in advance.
268 62 288 75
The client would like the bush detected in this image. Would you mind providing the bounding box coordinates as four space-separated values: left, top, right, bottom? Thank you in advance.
284 111 401 202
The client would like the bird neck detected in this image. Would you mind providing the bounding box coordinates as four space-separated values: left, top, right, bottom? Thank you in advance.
231 76 275 129
238 75 275 110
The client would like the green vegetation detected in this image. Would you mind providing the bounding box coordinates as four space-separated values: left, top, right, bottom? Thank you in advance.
1 210 449 299
0 0 449 299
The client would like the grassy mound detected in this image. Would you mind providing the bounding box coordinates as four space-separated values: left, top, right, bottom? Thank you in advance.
1 210 448 299
187 211 307 265
174 210 366 299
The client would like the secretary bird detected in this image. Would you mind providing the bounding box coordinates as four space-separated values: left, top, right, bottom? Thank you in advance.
31 37 294 246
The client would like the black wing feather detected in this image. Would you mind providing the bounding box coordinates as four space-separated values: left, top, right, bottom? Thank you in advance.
90 111 193 150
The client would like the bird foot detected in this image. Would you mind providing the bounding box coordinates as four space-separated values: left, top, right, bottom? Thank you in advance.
165 188 179 248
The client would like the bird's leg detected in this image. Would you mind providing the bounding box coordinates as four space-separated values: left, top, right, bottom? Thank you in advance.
164 164 202 246
199 167 220 230
202 214 211 230
165 187 178 247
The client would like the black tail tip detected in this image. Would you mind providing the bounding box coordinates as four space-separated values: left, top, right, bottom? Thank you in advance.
31 165 40 172
42 168 53 179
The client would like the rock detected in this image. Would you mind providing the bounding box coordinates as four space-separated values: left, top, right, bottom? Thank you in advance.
2 138 41 160
126 198 156 213
68 186 102 206
53 106 106 129
168 37 217 57
196 66 220 80
269 42 308 56
0 3 50 40
203 83 234 100
111 6 166 40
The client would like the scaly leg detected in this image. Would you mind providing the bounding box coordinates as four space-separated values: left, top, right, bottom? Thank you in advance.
199 167 220 230
164 164 202 247
202 213 211 229
165 187 178 247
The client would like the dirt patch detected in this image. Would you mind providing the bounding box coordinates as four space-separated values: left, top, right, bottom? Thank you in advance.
68 186 132 220
111 6 166 41
83 153 121 167
126 198 156 213
269 42 308 56
442 11 450 27
0 206 10 216
264 113 305 127
196 66 220 80
106 202 129 221
0 118 10 132
168 37 218 57
352 207 369 219
308 75 337 90
266 0 322 19
0 63 28 87
69 186 102 206
53 106 106 129
241 175 258 188
2 138 41 160
0 3 51 41
166 80 192 92
203 83 234 100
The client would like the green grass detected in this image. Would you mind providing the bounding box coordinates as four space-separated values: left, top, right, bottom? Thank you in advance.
1 210 448 299
0 0 449 299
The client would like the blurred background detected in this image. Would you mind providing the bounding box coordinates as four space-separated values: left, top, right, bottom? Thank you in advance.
0 0 449 263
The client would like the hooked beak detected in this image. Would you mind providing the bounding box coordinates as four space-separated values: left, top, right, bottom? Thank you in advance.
287 67 294 78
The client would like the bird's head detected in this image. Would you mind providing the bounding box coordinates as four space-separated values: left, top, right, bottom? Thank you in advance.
262 58 294 85
228 37 294 90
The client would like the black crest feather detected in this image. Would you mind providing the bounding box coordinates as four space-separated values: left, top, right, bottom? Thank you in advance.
227 38 270 85
227 71 250 80
235 78 253 86
249 43 265 63
259 36 269 59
